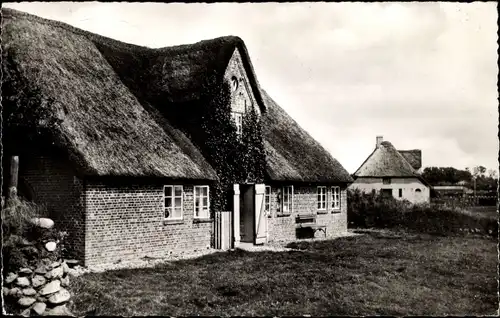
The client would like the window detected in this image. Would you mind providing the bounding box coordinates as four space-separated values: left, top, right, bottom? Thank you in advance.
231 112 243 137
164 185 183 220
399 189 403 198
331 186 341 210
264 186 271 216
383 178 391 184
231 76 239 91
277 186 293 215
194 186 210 219
282 186 293 214
317 186 327 211
415 188 422 193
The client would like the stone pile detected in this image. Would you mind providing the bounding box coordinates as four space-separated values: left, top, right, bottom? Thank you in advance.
2 217 82 316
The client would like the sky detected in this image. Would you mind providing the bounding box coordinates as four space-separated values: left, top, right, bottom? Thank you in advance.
3 2 498 174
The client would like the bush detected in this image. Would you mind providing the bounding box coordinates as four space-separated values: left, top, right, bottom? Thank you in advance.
2 196 67 273
347 189 498 237
1 196 40 238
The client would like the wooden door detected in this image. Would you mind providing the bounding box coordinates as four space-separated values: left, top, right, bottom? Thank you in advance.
254 184 267 245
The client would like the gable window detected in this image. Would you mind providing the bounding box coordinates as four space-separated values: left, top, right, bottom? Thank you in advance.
331 186 341 210
265 186 271 216
164 185 183 220
231 76 239 91
399 189 403 197
194 186 210 219
383 178 391 185
231 112 243 137
317 186 327 211
415 188 422 193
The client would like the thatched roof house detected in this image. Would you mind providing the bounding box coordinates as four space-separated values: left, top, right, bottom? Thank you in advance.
3 8 353 266
350 136 431 204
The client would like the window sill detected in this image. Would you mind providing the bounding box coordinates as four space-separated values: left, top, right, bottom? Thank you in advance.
163 219 184 225
276 213 291 218
331 210 342 214
317 210 328 215
193 218 212 223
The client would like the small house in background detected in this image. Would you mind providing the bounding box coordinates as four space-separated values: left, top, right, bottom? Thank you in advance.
349 136 431 204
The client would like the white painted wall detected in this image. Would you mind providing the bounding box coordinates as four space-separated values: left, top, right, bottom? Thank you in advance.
349 177 430 204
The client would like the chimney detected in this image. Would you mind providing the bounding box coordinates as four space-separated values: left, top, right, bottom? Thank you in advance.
376 136 383 148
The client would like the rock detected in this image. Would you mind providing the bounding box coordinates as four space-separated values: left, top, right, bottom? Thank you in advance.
22 288 37 296
62 262 70 274
60 275 70 287
45 242 57 252
5 272 18 284
45 266 64 280
31 217 54 229
21 308 31 317
16 276 31 287
64 260 80 268
32 275 47 288
3 287 10 297
67 268 80 278
48 288 71 305
18 296 36 307
50 261 61 269
9 287 22 297
39 280 61 296
37 296 48 302
35 265 48 275
43 304 73 316
33 302 47 316
19 267 33 275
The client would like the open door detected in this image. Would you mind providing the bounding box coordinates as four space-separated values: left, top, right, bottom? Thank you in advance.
254 184 267 245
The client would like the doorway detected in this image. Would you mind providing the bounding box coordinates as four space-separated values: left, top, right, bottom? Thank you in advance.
234 183 267 246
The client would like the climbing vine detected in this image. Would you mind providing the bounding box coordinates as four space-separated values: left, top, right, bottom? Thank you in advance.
199 73 266 213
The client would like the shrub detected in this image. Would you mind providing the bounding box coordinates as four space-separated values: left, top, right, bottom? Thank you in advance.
347 189 498 237
1 196 40 238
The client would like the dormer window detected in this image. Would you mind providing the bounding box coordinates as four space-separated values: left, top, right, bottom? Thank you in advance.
231 76 239 91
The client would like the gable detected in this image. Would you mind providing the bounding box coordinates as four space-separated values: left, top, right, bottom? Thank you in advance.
224 48 261 116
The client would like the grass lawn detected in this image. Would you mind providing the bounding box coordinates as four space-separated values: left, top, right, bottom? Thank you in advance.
68 230 498 316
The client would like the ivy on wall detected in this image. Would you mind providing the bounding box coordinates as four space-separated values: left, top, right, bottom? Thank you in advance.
199 73 266 213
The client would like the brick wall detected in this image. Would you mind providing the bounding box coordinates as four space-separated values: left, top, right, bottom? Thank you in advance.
224 48 260 116
84 182 212 266
266 184 348 243
19 156 85 259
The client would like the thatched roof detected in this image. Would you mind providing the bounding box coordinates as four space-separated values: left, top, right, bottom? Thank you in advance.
398 150 422 171
2 8 217 180
261 90 353 183
3 8 350 184
353 141 430 186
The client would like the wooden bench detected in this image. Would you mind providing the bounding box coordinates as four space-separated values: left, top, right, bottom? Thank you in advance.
295 214 327 237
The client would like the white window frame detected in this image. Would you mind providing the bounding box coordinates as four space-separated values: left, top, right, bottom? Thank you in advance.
231 112 243 137
163 185 183 220
331 186 341 210
264 186 271 216
194 185 210 219
282 186 293 214
317 186 327 211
